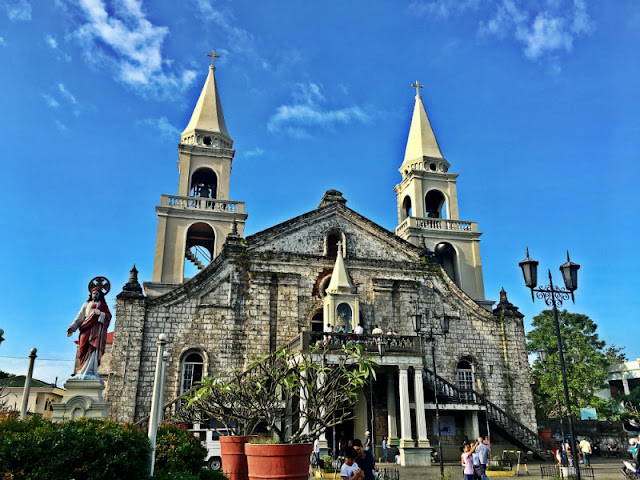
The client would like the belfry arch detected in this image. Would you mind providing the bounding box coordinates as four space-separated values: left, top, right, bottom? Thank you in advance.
402 195 412 220
434 242 459 287
190 168 218 198
184 222 215 278
425 190 446 219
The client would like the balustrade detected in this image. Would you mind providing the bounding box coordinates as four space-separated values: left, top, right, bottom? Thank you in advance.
160 194 245 213
396 216 477 233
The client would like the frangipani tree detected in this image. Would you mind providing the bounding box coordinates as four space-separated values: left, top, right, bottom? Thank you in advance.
184 343 378 444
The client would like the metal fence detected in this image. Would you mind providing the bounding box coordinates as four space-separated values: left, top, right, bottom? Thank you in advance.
540 464 595 480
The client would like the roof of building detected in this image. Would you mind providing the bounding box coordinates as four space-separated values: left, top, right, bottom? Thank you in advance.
0 375 57 389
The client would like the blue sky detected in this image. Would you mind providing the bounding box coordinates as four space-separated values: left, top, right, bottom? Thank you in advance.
0 0 638 385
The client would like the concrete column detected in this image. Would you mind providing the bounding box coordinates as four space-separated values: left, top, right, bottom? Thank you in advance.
464 411 480 441
399 366 413 448
387 373 398 446
622 371 631 395
300 368 309 436
414 367 430 448
318 372 328 452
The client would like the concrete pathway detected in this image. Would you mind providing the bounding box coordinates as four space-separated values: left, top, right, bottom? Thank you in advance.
372 457 630 480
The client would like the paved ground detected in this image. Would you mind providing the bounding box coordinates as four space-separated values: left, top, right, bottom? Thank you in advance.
372 457 631 480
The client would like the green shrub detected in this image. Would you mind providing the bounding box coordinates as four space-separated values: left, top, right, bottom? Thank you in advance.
199 468 229 480
0 414 150 480
152 471 199 480
155 423 207 474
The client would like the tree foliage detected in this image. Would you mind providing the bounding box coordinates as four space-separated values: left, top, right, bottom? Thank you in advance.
526 309 624 420
183 344 377 444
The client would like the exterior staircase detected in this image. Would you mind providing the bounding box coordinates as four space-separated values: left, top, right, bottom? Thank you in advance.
423 368 553 460
185 249 205 271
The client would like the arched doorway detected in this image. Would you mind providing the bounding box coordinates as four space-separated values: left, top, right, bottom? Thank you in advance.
402 196 412 220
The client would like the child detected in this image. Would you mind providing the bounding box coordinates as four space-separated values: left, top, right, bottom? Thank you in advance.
341 447 363 480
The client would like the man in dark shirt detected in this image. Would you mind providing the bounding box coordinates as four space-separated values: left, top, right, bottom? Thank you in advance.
352 438 377 480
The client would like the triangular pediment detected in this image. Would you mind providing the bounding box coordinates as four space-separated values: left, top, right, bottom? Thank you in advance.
246 201 422 263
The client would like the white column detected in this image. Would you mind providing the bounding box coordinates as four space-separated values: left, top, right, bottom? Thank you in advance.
622 371 631 395
413 367 430 447
387 373 398 446
398 366 413 448
300 368 309 436
318 371 328 450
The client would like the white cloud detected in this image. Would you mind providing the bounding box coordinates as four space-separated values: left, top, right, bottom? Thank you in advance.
139 117 181 141
0 357 73 386
244 147 264 157
55 120 69 132
190 0 301 74
44 34 57 49
3 0 31 21
268 82 372 138
64 0 196 99
41 94 60 108
412 0 594 63
58 83 77 105
0 36 6 47
44 33 72 62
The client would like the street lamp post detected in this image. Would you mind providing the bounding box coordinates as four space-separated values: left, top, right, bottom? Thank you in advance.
413 307 451 478
519 249 581 479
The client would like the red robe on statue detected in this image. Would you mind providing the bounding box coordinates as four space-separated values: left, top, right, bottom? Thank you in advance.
76 301 112 370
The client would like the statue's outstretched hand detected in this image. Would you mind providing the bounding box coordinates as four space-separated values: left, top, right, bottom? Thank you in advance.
67 327 74 337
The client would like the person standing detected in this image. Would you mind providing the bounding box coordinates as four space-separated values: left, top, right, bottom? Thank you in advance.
313 437 321 467
340 447 363 480
476 436 490 480
355 323 364 335
462 441 480 480
372 325 383 335
579 438 592 466
381 436 388 463
364 431 371 451
352 438 377 480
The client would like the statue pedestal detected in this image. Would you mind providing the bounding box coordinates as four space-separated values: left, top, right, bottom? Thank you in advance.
400 445 432 466
51 377 111 421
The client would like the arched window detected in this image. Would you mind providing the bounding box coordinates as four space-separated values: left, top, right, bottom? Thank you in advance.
190 168 218 199
402 196 412 220
325 230 346 258
311 310 323 332
185 222 215 279
336 303 353 332
181 352 204 394
434 242 459 288
425 190 447 219
457 359 474 402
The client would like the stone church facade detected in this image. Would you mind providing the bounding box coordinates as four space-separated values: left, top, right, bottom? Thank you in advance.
104 61 541 463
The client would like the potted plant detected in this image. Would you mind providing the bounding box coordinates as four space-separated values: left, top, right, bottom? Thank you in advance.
186 343 377 480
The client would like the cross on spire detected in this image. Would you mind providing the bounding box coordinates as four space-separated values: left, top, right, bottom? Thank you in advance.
411 80 423 97
206 49 221 68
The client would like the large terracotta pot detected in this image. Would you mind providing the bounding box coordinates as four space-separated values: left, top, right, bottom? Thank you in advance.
220 435 256 480
538 429 552 441
245 443 313 480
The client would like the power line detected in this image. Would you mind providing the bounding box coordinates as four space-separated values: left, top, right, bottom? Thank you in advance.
0 355 74 363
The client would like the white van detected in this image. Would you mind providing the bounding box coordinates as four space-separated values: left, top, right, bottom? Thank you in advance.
189 423 223 470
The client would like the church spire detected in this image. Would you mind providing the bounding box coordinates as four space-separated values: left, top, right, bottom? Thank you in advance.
181 50 230 142
399 80 445 174
326 244 355 294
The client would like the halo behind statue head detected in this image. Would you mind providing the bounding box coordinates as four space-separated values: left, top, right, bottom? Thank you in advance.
88 276 111 296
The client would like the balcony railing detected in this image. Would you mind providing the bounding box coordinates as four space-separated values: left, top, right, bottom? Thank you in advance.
160 194 245 213
396 216 478 236
285 331 421 355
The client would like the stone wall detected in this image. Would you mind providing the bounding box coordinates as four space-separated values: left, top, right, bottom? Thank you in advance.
105 203 536 433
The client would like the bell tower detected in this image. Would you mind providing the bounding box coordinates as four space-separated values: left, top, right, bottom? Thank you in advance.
146 52 248 298
394 81 490 308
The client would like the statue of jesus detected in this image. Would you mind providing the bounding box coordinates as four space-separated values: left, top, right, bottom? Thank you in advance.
67 281 112 379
